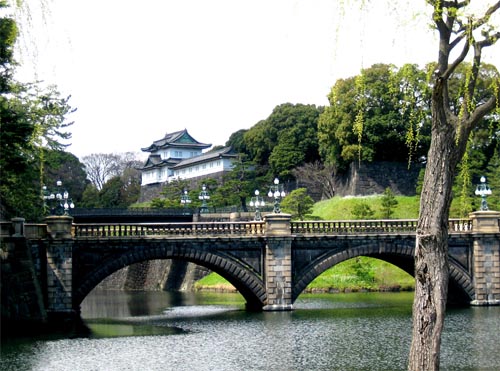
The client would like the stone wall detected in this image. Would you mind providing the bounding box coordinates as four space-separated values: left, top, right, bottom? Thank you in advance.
334 161 423 197
1 237 47 332
138 170 230 203
96 260 210 292
137 183 164 203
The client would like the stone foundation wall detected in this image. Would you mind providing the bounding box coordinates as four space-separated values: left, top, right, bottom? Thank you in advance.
334 161 423 197
96 260 210 292
138 171 230 203
1 237 47 329
98 266 129 290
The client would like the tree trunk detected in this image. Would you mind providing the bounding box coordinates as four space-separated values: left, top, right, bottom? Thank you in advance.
408 80 467 371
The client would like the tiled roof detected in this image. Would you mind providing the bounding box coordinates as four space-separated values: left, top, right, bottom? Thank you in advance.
141 156 181 170
141 129 211 152
172 147 238 169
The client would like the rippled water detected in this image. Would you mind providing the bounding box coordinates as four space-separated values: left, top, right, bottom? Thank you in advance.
1 291 499 371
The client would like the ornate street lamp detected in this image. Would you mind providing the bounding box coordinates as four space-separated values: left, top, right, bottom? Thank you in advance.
198 184 210 213
249 189 265 221
267 177 286 213
474 176 492 211
42 180 75 216
180 189 191 213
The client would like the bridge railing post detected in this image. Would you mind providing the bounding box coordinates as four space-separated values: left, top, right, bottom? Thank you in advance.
469 210 500 306
11 217 25 237
45 215 74 239
263 213 293 311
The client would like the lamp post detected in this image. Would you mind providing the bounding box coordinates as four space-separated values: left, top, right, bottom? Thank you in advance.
198 184 210 213
267 178 286 214
42 180 75 216
249 190 265 221
180 189 191 213
475 176 492 211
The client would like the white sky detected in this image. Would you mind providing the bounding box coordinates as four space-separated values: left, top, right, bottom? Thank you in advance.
9 0 500 159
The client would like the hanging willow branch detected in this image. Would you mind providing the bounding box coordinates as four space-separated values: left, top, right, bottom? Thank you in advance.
353 71 366 165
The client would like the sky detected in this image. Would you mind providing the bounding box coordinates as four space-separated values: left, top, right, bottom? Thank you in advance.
9 0 500 159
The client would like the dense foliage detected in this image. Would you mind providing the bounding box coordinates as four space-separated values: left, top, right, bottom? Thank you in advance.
227 103 323 180
280 188 314 220
318 63 432 170
0 3 76 220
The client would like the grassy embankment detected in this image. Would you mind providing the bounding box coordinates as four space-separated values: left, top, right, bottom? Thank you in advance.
194 195 419 293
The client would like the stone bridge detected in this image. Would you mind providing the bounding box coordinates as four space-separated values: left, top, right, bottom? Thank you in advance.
1 211 499 322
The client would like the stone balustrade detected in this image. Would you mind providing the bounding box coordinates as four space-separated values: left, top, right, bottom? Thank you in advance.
73 221 266 238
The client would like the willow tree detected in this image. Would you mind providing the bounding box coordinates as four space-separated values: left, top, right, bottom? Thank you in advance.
409 2 499 371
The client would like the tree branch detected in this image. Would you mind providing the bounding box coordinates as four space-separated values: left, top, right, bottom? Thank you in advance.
473 1 500 29
468 96 498 128
443 30 471 79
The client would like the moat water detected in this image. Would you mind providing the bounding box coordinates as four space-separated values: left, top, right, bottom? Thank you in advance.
1 290 499 371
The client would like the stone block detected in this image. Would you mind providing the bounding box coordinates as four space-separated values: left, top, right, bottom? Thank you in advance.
45 216 74 239
470 211 500 233
264 214 291 236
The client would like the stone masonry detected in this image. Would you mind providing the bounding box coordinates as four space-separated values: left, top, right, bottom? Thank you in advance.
470 211 500 305
263 214 293 311
46 240 73 314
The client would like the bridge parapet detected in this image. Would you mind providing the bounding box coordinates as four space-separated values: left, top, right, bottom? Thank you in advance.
1 220 54 239
73 221 266 238
2 218 475 239
290 218 472 235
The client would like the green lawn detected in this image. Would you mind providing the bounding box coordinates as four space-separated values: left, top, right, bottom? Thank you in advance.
195 257 415 293
305 256 414 292
311 195 420 220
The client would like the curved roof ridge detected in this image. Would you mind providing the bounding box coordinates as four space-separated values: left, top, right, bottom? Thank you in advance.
141 129 211 152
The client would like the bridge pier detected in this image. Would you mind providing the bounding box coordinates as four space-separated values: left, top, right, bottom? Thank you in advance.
470 211 500 306
45 216 77 319
263 214 293 311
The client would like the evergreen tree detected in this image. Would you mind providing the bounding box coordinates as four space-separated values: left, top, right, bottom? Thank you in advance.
352 201 375 220
280 188 314 220
380 188 398 219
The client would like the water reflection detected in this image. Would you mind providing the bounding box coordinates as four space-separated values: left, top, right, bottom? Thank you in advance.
1 290 499 371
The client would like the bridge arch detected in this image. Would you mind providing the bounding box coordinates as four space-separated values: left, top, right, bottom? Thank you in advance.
292 240 473 304
73 241 266 312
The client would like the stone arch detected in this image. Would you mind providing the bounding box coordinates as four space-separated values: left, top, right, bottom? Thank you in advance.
292 242 414 301
73 242 266 312
448 257 475 304
292 241 474 304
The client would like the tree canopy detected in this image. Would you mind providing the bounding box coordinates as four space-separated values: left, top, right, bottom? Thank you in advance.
0 2 75 220
242 103 323 179
318 63 433 170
